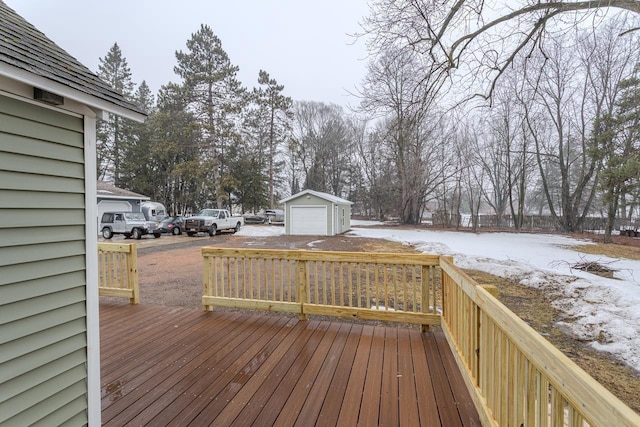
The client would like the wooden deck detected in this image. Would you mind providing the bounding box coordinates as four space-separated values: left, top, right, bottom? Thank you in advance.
100 301 480 426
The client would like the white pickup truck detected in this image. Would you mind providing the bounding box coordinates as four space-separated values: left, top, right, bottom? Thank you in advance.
184 209 244 237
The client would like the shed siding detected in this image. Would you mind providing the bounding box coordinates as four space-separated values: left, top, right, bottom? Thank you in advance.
0 95 88 425
336 204 352 234
284 192 352 236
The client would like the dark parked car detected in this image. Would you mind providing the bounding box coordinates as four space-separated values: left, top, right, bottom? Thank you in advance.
243 209 285 224
265 209 284 224
243 213 266 224
157 215 185 235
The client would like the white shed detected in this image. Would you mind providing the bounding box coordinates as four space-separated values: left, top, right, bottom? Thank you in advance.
280 189 353 236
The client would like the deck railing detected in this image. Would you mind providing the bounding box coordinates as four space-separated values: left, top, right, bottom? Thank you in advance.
202 247 640 427
98 242 139 304
202 247 442 326
439 258 640 427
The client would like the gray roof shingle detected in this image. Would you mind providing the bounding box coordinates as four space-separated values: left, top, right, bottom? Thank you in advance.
0 1 145 116
280 189 353 205
97 181 149 200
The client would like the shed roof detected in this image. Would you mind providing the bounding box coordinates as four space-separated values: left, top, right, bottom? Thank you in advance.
0 1 146 121
97 181 149 201
280 189 353 205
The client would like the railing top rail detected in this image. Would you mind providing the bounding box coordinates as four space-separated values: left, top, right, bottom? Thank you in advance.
440 257 640 426
201 247 441 265
98 242 134 253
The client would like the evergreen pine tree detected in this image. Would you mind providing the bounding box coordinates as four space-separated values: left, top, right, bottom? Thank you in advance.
119 81 156 196
593 68 640 241
230 154 269 212
96 43 136 185
152 83 203 214
174 24 246 208
252 70 293 207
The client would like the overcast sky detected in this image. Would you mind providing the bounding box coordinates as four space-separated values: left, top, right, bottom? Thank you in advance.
8 0 371 108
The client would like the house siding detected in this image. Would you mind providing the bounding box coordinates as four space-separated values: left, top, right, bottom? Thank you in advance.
0 94 88 425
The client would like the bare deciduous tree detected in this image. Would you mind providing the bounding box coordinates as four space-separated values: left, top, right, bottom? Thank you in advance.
456 122 485 231
353 120 397 219
359 47 447 224
361 0 640 101
520 28 634 232
289 101 352 197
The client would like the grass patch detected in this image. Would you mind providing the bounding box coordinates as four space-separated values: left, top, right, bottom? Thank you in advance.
571 242 640 260
464 270 559 337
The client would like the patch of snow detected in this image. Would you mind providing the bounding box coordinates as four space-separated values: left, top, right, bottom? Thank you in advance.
235 225 285 237
371 304 395 311
351 219 386 227
307 240 325 248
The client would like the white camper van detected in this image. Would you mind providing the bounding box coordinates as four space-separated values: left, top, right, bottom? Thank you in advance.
141 201 167 222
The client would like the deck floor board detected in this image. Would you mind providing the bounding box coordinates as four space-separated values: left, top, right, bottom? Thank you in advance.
100 301 480 426
160 316 288 426
103 313 270 424
316 323 363 426
227 321 324 427
336 324 374 427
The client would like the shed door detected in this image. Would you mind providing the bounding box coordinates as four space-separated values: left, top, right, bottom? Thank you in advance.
290 206 328 235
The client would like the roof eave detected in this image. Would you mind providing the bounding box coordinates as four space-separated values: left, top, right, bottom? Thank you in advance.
97 194 150 201
0 62 146 122
280 189 353 205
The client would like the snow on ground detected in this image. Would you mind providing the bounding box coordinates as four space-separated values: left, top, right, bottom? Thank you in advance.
235 225 285 237
236 223 640 371
307 240 325 249
351 219 387 227
349 226 640 372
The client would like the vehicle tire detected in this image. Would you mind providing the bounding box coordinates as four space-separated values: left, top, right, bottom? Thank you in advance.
208 224 217 237
132 228 142 240
172 227 181 236
187 231 196 237
233 222 241 233
154 232 161 238
102 227 113 239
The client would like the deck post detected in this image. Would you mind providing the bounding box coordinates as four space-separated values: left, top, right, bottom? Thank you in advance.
128 244 139 304
440 255 454 320
481 284 498 298
203 252 213 311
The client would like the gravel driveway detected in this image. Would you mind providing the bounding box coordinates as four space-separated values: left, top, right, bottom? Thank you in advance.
114 229 416 307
